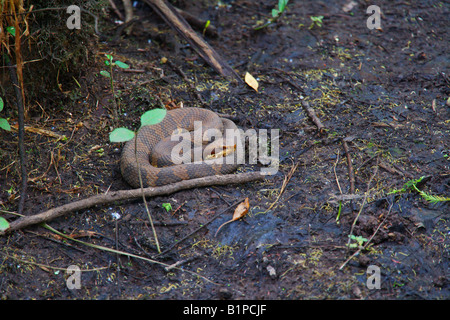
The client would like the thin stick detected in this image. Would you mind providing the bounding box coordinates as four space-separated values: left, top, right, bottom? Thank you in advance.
158 198 244 257
265 161 299 213
345 158 379 250
333 150 343 194
43 223 218 285
342 139 355 194
339 200 393 270
1 172 266 235
301 101 325 133
135 132 161 253
143 0 241 81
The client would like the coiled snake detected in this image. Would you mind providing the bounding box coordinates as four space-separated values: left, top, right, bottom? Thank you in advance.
120 107 243 188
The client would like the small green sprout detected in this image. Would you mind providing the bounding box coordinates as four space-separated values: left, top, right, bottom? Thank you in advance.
309 15 324 29
254 0 289 30
347 235 368 249
203 20 211 36
162 203 172 212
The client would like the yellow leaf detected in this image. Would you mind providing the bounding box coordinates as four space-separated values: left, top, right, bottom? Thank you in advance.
232 197 249 221
245 72 259 92
215 198 250 236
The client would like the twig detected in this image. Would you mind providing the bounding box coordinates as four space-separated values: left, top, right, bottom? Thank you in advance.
333 150 343 222
301 101 325 133
345 158 379 250
134 130 161 253
142 0 241 82
158 198 245 256
108 0 124 20
165 254 201 271
333 150 343 194
0 172 266 235
43 223 218 285
342 139 355 194
339 199 393 270
265 161 299 213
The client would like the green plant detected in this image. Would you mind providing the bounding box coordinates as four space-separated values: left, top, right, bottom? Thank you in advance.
162 203 172 212
309 15 324 29
109 108 167 143
253 0 289 30
347 234 368 249
388 176 450 204
100 54 130 122
0 97 11 131
109 108 167 253
202 20 210 36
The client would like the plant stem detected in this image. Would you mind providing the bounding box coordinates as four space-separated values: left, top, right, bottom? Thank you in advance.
109 63 119 124
135 131 161 253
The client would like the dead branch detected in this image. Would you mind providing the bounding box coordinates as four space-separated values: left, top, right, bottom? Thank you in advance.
342 138 355 194
142 0 241 82
1 172 266 235
301 101 325 133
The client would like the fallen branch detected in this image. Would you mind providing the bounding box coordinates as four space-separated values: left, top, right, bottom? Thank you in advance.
301 101 325 133
1 172 266 235
143 0 241 82
342 138 355 194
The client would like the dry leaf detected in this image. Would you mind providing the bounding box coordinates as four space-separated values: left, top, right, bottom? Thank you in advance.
245 72 259 92
232 197 249 221
215 197 250 236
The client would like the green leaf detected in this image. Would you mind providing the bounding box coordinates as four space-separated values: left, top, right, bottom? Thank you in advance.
0 217 10 232
6 26 15 37
104 60 111 66
106 54 113 61
100 70 111 78
114 60 130 69
162 203 172 212
141 108 167 127
109 127 135 143
0 118 11 131
272 9 279 18
0 97 4 112
279 0 288 12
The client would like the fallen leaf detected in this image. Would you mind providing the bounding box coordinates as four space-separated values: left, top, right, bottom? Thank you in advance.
215 198 250 236
245 72 259 92
232 197 249 221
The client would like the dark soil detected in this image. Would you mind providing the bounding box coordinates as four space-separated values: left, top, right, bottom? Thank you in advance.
1 0 449 301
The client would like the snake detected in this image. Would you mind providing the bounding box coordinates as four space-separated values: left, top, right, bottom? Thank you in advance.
120 107 244 188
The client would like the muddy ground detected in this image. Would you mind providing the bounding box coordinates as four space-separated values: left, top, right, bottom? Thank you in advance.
0 0 449 301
